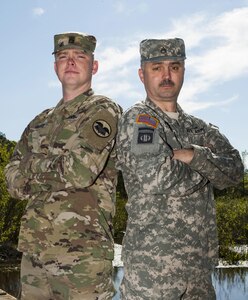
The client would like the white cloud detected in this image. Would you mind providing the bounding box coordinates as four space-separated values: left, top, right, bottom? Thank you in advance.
169 7 248 112
189 8 248 80
97 6 248 112
46 6 248 114
98 44 138 73
33 7 45 16
180 93 238 113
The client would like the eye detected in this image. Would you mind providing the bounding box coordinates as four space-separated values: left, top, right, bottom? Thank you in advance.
56 53 67 61
75 52 87 60
152 66 161 71
170 64 181 72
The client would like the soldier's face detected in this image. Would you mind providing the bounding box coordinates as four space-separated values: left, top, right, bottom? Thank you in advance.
54 49 98 90
139 60 184 107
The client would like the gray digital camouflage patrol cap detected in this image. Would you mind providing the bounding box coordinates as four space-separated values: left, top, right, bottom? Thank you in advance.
52 32 96 55
140 38 186 62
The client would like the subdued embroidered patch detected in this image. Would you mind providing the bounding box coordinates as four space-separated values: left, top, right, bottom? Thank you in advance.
80 109 116 151
93 120 111 138
131 124 160 155
137 127 154 144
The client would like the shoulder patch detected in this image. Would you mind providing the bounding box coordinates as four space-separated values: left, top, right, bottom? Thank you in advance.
137 127 154 144
80 109 117 151
136 114 159 128
93 120 111 138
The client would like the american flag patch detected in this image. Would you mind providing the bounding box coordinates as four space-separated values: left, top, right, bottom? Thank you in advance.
136 114 159 128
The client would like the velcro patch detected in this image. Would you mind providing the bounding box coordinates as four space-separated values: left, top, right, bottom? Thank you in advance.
137 127 154 144
80 109 116 151
93 120 111 138
136 114 159 128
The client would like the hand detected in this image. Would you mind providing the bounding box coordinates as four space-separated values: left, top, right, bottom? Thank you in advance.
172 148 194 164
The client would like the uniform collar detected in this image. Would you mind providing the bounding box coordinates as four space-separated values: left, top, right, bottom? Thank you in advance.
144 97 198 129
55 89 94 115
144 97 183 119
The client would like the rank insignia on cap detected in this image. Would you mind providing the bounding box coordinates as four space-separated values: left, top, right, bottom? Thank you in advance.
136 114 159 128
68 36 75 44
52 32 97 55
160 47 167 54
93 120 111 138
140 38 186 62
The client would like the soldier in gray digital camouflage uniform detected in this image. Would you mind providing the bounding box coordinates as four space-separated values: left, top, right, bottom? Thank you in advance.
116 38 244 299
4 32 122 300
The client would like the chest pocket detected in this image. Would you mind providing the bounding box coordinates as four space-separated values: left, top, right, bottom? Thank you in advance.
185 126 205 146
29 116 53 153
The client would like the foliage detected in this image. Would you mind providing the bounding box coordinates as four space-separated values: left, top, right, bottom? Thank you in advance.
244 171 248 192
0 136 27 245
113 192 127 244
113 172 128 244
216 193 248 263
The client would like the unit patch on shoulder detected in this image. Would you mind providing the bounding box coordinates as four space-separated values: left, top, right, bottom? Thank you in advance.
136 114 159 128
137 127 154 144
93 120 111 138
80 109 117 151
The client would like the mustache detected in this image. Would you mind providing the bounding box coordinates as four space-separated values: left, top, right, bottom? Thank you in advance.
159 79 175 87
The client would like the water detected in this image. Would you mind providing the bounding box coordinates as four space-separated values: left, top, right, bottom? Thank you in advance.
213 268 248 300
0 265 20 297
0 266 247 299
112 267 248 300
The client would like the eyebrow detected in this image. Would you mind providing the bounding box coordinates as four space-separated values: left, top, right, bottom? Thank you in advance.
56 50 86 56
55 51 68 57
149 61 184 69
151 61 182 65
151 62 163 66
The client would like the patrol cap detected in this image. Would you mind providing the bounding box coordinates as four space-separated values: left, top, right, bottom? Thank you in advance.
140 38 186 63
52 32 96 55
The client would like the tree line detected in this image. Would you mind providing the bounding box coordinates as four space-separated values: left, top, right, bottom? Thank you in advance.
0 132 248 263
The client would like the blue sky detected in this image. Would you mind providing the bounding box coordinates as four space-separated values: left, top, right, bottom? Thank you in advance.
1 0 248 167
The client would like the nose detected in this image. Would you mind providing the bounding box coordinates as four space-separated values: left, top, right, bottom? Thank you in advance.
162 66 171 79
67 57 75 65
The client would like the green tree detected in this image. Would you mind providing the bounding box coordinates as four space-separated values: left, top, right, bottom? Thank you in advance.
0 135 26 244
215 161 248 263
113 172 128 244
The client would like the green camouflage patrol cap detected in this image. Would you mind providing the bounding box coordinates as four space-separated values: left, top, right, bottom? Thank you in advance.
52 32 96 55
140 38 186 62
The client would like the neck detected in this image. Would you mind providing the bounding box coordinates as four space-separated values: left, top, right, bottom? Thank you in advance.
150 98 177 113
62 83 91 102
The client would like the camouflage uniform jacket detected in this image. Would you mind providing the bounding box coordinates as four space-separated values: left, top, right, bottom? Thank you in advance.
5 90 122 261
116 97 243 276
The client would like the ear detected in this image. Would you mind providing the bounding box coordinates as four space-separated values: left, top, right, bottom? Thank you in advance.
92 60 98 75
138 68 144 83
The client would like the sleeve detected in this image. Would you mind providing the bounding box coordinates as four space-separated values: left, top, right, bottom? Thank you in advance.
5 101 122 198
4 121 42 200
189 123 244 190
116 110 208 197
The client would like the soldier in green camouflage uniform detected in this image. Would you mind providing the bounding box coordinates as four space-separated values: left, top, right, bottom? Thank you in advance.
4 32 122 300
116 38 244 299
